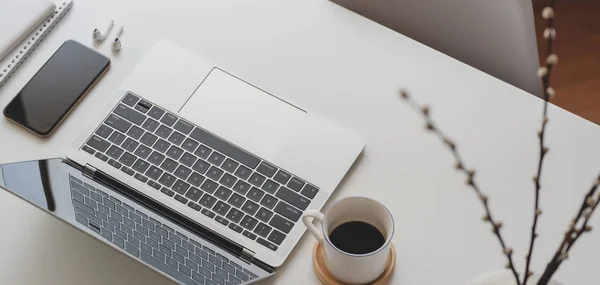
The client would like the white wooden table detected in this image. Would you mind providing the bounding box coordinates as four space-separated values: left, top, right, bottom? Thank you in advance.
0 0 598 284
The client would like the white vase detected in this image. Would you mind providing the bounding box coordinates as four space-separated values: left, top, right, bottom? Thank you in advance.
465 271 562 285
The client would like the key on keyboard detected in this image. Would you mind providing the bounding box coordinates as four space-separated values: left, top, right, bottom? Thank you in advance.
82 92 321 251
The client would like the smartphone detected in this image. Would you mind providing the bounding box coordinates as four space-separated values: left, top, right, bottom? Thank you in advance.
3 40 110 137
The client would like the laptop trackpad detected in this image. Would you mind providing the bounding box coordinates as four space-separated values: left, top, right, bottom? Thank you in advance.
178 68 306 167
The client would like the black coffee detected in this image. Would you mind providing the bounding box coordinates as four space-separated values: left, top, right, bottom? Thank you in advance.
328 221 385 255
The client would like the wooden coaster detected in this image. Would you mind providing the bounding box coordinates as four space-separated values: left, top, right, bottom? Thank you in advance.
312 242 396 285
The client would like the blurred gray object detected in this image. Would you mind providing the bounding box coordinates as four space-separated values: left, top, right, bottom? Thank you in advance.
330 0 543 97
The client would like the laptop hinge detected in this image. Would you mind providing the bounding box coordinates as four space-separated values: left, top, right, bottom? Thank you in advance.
82 164 97 179
240 248 255 263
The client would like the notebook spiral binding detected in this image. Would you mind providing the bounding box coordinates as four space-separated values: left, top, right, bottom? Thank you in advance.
0 0 73 89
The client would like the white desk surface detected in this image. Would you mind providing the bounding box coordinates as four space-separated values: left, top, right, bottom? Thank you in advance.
1 0 599 284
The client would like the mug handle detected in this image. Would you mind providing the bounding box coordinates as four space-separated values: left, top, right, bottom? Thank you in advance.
302 210 325 243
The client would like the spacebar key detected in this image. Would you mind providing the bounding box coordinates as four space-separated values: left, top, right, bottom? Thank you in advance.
190 127 260 169
140 251 202 285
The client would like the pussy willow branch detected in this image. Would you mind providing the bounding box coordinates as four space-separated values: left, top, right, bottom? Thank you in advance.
564 192 600 252
523 0 557 283
400 91 522 285
400 2 600 283
536 177 600 284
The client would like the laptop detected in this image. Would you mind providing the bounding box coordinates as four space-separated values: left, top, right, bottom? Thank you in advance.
0 39 365 284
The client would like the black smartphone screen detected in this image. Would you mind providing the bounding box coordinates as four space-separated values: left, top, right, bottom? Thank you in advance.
3 40 110 136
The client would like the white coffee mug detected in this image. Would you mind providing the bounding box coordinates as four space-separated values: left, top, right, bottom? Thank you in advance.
302 197 395 284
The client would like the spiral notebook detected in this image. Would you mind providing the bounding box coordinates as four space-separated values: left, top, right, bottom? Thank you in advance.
0 0 73 88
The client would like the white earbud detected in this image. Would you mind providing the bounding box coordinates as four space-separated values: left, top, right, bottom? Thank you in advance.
92 20 114 42
112 26 124 52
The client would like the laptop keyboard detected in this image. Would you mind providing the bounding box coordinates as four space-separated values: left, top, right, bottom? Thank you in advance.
82 92 320 252
70 175 259 285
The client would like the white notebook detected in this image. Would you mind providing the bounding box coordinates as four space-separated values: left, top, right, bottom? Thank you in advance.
0 0 55 61
0 0 73 88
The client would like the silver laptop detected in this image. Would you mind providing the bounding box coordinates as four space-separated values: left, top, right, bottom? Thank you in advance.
0 39 365 284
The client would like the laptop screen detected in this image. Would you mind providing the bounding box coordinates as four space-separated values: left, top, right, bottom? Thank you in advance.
0 158 273 284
